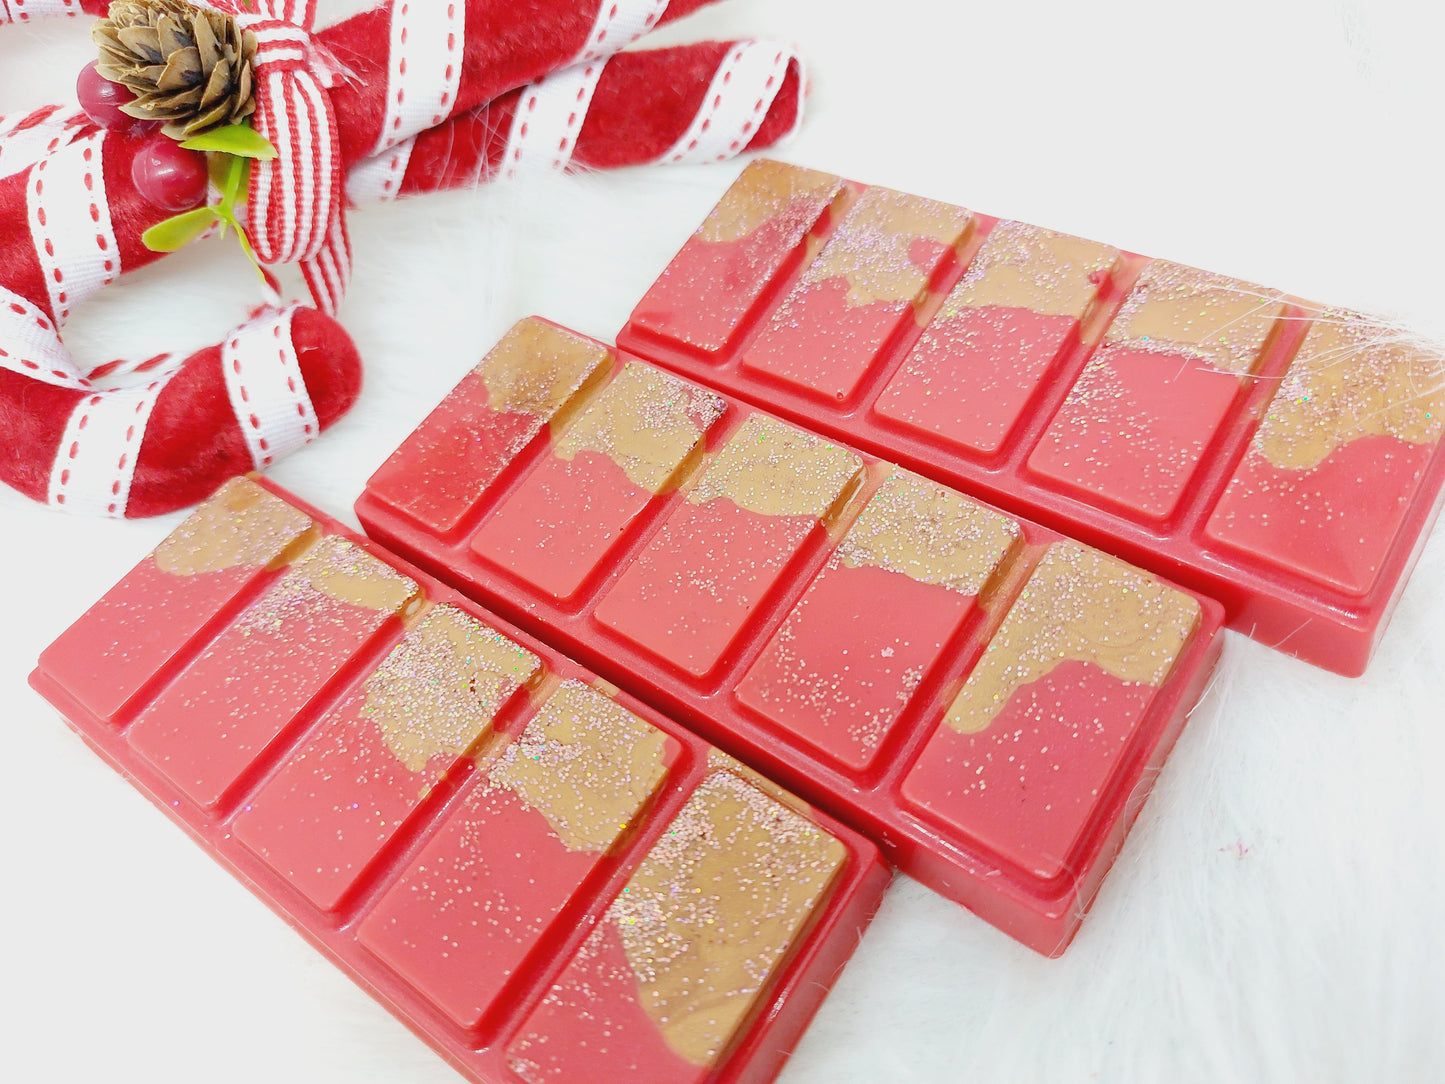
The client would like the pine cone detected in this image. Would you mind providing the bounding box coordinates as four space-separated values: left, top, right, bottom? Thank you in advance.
94 0 258 140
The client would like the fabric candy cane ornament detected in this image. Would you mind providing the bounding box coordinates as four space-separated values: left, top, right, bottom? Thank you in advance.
0 0 806 517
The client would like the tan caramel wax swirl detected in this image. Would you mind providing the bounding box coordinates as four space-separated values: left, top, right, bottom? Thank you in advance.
837 470 1021 594
360 606 540 773
1106 260 1284 373
554 363 725 493
608 770 845 1066
154 477 313 576
802 187 972 306
945 542 1200 735
698 159 844 244
478 318 611 418
945 221 1120 319
1252 310 1445 470
235 536 419 640
687 414 863 519
486 680 670 853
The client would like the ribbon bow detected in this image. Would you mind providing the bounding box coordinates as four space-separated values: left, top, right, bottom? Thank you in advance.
207 0 351 315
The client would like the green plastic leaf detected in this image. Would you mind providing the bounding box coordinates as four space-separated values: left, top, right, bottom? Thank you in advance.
141 206 221 252
180 124 277 160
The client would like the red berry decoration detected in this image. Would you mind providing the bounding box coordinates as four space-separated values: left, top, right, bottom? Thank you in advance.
131 138 210 214
76 61 138 131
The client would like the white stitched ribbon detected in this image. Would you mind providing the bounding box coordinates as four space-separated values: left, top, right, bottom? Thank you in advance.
577 0 671 63
47 368 180 517
660 41 798 165
221 305 320 470
25 130 119 324
501 61 606 179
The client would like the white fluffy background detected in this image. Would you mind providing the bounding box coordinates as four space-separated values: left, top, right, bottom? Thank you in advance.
3 1 1444 1081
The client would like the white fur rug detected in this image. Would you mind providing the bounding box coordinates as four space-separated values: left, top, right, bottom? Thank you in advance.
3 2 1443 1081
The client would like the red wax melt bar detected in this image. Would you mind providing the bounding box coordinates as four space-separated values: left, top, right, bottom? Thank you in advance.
357 322 1224 955
616 160 1445 675
32 477 888 1084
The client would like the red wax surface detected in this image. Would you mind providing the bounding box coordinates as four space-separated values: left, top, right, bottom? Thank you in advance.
875 306 1078 456
360 780 608 1029
737 560 973 772
615 160 1445 675
366 369 541 534
233 607 540 911
595 498 816 678
628 159 846 355
741 276 916 402
471 362 724 602
1207 433 1434 595
36 478 313 720
127 538 416 810
903 661 1157 882
356 323 1224 955
508 920 706 1084
1029 346 1247 522
473 451 649 600
32 478 890 1084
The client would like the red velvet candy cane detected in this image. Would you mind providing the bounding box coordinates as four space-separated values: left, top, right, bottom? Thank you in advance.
1 1 807 518
346 40 805 202
0 116 361 518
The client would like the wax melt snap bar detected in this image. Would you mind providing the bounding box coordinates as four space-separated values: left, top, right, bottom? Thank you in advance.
31 477 888 1084
616 159 1445 675
357 321 1224 955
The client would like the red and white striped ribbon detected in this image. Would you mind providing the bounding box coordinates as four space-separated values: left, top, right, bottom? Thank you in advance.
500 61 606 178
202 0 351 316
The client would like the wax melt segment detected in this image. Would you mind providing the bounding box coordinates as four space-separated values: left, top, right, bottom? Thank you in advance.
628 159 847 355
737 470 1021 771
472 362 726 600
232 605 541 911
1030 262 1286 520
876 222 1120 456
593 413 864 676
903 541 1201 882
358 679 677 1028
127 536 420 810
1206 311 1445 595
741 187 973 402
507 769 847 1083
38 477 315 720
366 318 612 534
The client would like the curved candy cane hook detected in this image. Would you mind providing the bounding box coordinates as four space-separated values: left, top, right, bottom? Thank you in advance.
0 117 361 518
